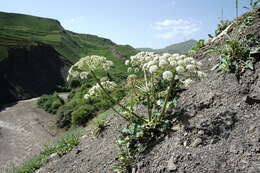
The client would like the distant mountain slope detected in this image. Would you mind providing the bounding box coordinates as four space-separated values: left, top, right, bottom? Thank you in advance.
138 40 197 54
0 11 137 105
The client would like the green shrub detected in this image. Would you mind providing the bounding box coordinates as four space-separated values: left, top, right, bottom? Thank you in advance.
57 84 126 128
56 104 73 128
71 105 95 126
37 93 64 114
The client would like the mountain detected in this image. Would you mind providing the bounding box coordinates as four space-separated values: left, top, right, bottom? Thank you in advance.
0 12 137 105
138 39 197 54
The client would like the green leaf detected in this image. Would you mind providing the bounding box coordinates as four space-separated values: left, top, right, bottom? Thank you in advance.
245 61 254 70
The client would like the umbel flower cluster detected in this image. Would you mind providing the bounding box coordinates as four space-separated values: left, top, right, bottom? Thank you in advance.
126 52 206 87
84 80 117 100
67 55 114 81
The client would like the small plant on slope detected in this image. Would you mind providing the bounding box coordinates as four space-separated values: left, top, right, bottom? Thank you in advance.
67 52 206 172
92 119 109 137
188 39 205 55
210 34 254 74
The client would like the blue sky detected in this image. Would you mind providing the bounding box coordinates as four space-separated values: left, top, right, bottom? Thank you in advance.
0 0 251 48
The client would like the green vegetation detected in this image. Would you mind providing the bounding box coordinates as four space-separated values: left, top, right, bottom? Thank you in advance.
138 40 197 54
92 119 109 137
9 128 83 173
0 11 137 77
210 35 254 73
113 120 171 171
39 83 126 128
37 93 64 114
188 39 205 55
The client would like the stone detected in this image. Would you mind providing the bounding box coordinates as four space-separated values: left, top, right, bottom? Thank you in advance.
168 156 178 171
192 138 202 147
198 130 205 135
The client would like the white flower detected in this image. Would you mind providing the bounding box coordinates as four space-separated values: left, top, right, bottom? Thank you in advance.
84 94 90 100
180 55 186 59
162 71 173 81
170 60 177 67
156 99 164 106
183 78 193 87
147 61 156 68
80 72 88 79
149 65 158 73
159 56 167 62
84 81 117 100
183 57 194 64
162 53 171 58
186 64 196 71
159 60 168 67
177 59 185 65
125 60 130 66
127 74 137 80
176 66 185 73
196 61 203 66
127 67 132 73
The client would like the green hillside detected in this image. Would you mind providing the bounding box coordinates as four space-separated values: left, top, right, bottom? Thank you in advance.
0 11 137 105
138 39 197 54
0 11 137 62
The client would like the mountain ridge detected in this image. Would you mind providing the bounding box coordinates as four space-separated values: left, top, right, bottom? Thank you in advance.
138 39 197 54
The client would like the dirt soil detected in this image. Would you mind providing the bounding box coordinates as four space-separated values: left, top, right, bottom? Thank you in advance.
0 98 61 172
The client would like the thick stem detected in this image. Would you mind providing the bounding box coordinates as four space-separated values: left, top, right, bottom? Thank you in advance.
158 80 174 121
144 71 152 122
90 70 147 123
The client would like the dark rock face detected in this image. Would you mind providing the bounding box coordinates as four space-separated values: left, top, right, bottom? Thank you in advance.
0 44 71 105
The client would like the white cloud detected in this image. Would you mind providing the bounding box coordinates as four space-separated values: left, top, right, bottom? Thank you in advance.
154 19 201 39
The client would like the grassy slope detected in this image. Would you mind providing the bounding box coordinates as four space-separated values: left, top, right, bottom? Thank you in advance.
0 11 137 75
138 39 197 54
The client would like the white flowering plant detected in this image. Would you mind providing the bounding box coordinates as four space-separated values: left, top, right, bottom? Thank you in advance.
124 51 206 124
67 53 206 172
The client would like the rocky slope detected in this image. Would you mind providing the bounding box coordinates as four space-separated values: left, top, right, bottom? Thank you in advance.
0 97 62 172
31 8 260 173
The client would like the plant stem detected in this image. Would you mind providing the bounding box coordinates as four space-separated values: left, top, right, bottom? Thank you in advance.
158 80 174 121
90 70 147 123
144 71 152 122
